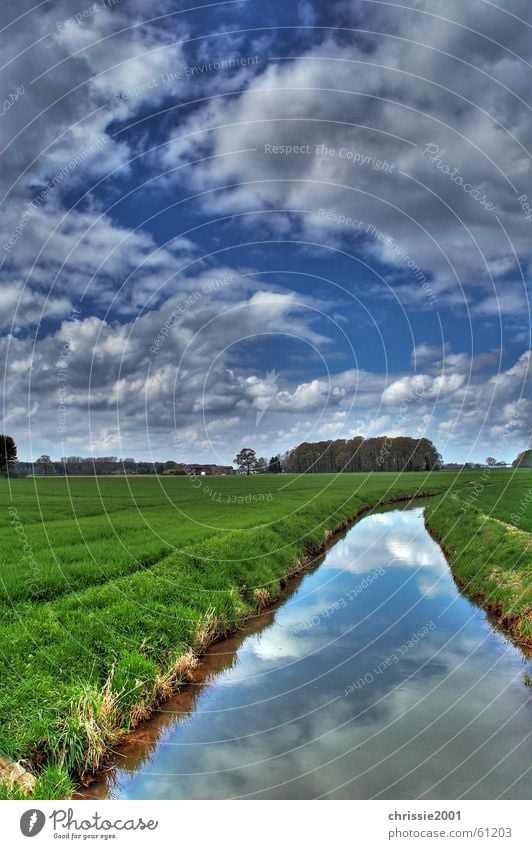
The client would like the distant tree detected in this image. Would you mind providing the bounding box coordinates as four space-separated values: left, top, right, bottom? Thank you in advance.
486 456 497 467
512 449 532 468
35 454 53 475
256 456 268 472
0 435 17 476
163 462 186 475
268 455 283 474
234 447 258 475
279 451 292 472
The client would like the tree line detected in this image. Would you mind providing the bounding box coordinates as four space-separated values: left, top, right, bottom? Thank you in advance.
9 454 188 477
282 436 442 473
2 431 530 478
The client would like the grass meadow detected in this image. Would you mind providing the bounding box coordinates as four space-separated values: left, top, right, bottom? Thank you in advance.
425 469 532 647
0 468 530 798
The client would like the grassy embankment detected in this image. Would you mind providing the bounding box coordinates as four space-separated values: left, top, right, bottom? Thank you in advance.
0 469 529 797
425 469 532 647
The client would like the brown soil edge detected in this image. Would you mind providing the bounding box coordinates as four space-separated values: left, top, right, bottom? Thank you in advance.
9 488 439 797
423 513 532 653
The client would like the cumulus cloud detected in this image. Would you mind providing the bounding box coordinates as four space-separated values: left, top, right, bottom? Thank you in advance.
382 373 465 405
379 348 531 458
1 269 347 457
157 0 532 311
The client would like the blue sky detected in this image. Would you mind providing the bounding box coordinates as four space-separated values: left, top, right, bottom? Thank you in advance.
0 0 530 464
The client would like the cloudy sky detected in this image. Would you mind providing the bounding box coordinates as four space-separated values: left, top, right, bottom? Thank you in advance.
0 0 530 464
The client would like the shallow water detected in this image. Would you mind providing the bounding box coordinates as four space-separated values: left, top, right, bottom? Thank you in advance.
83 505 531 800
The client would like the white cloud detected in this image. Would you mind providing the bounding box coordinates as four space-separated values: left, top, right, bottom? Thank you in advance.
156 0 532 313
382 373 465 405
411 342 451 366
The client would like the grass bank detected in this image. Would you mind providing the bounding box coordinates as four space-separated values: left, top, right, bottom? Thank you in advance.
424 470 532 648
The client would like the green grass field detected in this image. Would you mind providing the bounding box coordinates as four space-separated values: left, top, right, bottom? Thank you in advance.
424 468 532 647
0 468 530 798
0 471 462 607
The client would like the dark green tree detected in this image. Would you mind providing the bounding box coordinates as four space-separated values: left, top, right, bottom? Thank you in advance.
233 447 258 475
268 455 282 474
512 449 532 468
0 435 17 476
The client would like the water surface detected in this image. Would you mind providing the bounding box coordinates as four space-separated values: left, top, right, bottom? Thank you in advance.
84 505 531 800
